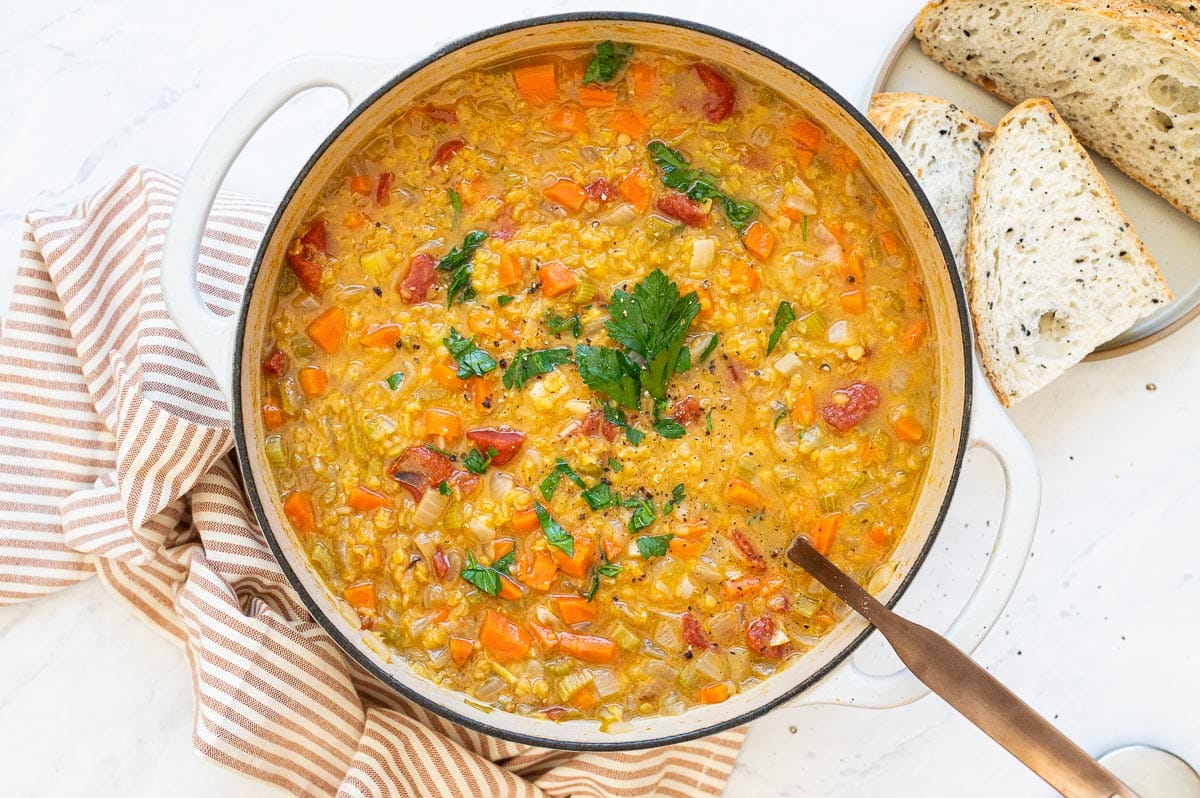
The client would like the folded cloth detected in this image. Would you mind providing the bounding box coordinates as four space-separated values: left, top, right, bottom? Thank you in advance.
0 167 746 797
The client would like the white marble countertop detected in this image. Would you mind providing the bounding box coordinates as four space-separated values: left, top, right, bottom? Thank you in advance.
3 1 1198 795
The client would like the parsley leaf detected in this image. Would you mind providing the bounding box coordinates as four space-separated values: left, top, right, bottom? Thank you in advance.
437 480 452 496
605 269 701 402
424 443 455 458
493 548 516 572
436 230 488 307
385 372 405 390
598 560 623 577
767 301 797 355
581 482 621 510
602 404 646 446
696 333 720 364
705 410 713 434
534 502 574 556
575 345 642 409
539 458 586 501
582 40 633 85
448 188 462 226
502 347 572 390
444 328 497 379
647 142 760 234
636 534 673 559
653 417 686 439
463 446 496 475
497 294 515 307
608 458 623 473
624 495 657 532
583 569 601 601
544 309 583 338
461 551 502 595
663 484 686 513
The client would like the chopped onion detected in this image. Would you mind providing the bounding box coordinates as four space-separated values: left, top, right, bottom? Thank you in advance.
768 626 790 647
773 352 803 376
564 399 591 417
654 620 683 653
428 646 451 668
827 320 852 345
413 530 440 559
813 222 843 263
591 669 622 698
691 238 717 270
475 676 507 701
412 490 450 529
694 648 728 682
782 189 817 217
708 611 741 646
600 202 638 226
675 577 694 601
487 470 514 500
468 518 492 544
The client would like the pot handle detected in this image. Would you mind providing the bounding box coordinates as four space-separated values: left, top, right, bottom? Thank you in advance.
161 55 397 401
787 367 1041 709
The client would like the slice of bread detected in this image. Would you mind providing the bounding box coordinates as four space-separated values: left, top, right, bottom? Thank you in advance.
1145 0 1200 25
916 0 1200 224
868 92 993 275
968 98 1172 406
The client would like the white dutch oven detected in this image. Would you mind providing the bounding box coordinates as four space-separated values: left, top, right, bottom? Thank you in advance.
161 14 1041 751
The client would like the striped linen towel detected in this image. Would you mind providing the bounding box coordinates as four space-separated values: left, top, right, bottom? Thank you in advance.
0 166 746 797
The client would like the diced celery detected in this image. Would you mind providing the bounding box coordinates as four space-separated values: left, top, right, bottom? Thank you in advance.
309 542 337 579
360 250 391 278
443 499 463 530
611 623 641 652
546 658 575 677
569 278 596 305
734 454 758 482
818 493 839 513
798 312 827 338
845 471 867 491
792 595 821 619
276 268 298 295
557 669 594 701
291 337 315 358
278 377 303 416
264 434 287 469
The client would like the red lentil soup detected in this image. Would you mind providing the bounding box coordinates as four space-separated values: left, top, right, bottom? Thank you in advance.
260 41 936 725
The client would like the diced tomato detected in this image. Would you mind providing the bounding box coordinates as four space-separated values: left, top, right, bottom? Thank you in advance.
396 252 437 304
578 409 619 441
262 348 289 377
584 178 613 202
464 427 526 465
300 220 327 254
420 104 458 124
491 219 516 241
747 614 787 659
731 529 767 570
286 248 323 295
432 546 451 580
821 382 882 432
681 612 711 649
375 172 393 206
449 470 481 496
693 63 736 122
387 446 456 500
671 395 702 425
431 139 465 168
656 192 708 227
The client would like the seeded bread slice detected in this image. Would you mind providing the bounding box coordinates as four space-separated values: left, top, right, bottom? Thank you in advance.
1145 0 1200 26
915 0 1200 224
968 98 1172 406
868 92 993 275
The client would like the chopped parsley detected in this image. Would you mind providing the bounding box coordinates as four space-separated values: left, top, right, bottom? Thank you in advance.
705 410 713 434
502 347 572 390
597 559 623 577
436 229 488 306
608 458 623 472
463 446 497 475
663 483 686 513
539 458 586 501
695 333 720 365
583 570 601 601
461 551 509 596
647 141 760 233
575 345 642 409
494 548 516 572
774 409 788 428
437 480 452 496
424 443 454 458
581 482 621 510
602 404 646 446
767 301 797 355
497 294 515 307
384 372 405 390
443 327 497 378
448 188 462 226
605 269 701 402
653 417 686 439
534 502 574 556
582 40 633 84
624 495 657 532
636 534 673 559
544 309 583 338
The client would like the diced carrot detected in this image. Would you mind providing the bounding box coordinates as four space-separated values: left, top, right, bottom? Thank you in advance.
553 534 596 578
617 167 651 210
470 377 495 414
894 414 925 443
742 220 776 261
900 317 928 352
348 485 391 512
262 401 285 430
867 523 891 546
695 286 713 320
298 366 328 397
493 537 516 560
760 574 786 595
498 575 523 601
547 103 589 134
511 507 541 534
879 230 901 256
791 388 815 427
600 530 628 563
498 253 524 287
569 686 599 710
344 210 368 229
557 632 617 663
479 609 532 663
812 512 843 555
610 109 647 139
668 536 704 558
449 637 473 666
722 576 762 599
728 260 760 292
431 606 451 625
831 145 858 173
825 220 845 244
630 62 656 99
359 323 402 348
794 147 815 170
529 623 559 650
305 306 344 354
349 174 373 194
423 408 462 441
578 85 616 107
432 361 469 392
554 594 597 625
342 581 376 614
673 520 709 540
905 273 924 307
539 261 578 298
522 551 558 592
542 178 588 212
282 491 317 534
839 289 866 314
788 119 825 152
513 63 557 106
814 608 837 626
699 683 731 704
725 477 766 508
467 306 496 336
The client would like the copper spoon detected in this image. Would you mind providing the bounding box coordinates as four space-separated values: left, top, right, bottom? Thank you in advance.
787 536 1139 798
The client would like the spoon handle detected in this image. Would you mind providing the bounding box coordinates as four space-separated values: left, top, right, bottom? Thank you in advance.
787 537 1138 798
